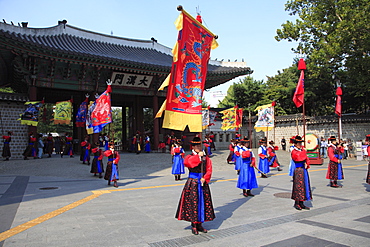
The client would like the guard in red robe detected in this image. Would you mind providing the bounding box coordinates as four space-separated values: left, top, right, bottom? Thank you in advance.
291 135 312 210
2 131 12 161
366 144 370 184
267 141 283 171
46 133 54 158
61 133 74 158
104 142 120 187
326 136 344 187
23 132 37 160
227 139 235 164
80 135 91 165
209 131 216 151
90 142 104 178
175 137 215 235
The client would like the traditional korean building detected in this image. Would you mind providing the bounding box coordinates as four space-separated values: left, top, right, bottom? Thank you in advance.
0 20 252 152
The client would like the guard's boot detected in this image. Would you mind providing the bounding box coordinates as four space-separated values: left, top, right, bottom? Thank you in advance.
196 223 208 233
330 181 339 187
334 180 342 188
191 223 199 235
242 189 248 197
299 201 310 210
247 190 255 197
277 167 283 171
294 200 302 210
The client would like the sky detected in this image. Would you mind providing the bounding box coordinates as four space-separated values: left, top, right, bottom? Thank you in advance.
0 0 299 106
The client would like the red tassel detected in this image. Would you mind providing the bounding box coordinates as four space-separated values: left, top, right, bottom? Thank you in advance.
298 58 306 70
196 15 202 24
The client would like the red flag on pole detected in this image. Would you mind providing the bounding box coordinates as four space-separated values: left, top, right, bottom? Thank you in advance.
293 67 305 108
235 107 243 128
91 84 112 133
335 87 342 117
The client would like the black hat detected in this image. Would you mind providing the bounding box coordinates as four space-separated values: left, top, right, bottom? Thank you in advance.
191 137 202 146
269 140 275 145
293 135 304 143
259 139 267 143
328 136 336 142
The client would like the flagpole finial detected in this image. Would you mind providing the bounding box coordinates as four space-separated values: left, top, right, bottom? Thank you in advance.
106 79 112 85
177 5 183 11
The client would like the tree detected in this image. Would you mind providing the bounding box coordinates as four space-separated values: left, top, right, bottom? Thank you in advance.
218 76 265 110
276 0 370 114
265 63 335 116
264 66 298 115
201 96 209 108
112 108 122 142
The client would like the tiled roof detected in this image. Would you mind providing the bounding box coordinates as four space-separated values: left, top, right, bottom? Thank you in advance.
0 22 252 88
0 92 28 102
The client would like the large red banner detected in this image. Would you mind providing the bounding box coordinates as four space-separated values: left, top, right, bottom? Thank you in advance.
159 10 217 132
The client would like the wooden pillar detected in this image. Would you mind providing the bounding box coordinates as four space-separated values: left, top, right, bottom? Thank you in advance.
122 103 127 151
153 94 159 150
134 96 144 134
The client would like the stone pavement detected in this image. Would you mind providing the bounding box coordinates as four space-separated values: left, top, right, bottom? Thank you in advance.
0 149 369 247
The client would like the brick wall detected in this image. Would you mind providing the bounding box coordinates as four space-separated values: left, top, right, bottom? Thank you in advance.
1 95 29 160
208 115 370 150
239 116 370 149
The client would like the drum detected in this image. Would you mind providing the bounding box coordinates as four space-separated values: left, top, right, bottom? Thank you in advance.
305 133 319 151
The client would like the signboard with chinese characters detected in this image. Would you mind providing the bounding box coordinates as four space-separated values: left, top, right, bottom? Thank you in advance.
111 72 153 88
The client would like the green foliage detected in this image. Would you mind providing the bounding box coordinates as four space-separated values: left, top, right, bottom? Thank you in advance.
143 108 153 133
202 96 209 108
276 0 370 114
218 76 266 111
112 108 122 141
263 66 298 115
0 87 14 93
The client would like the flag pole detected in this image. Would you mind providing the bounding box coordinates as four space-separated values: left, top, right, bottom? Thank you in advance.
295 58 306 145
248 105 252 148
302 100 306 147
338 116 341 141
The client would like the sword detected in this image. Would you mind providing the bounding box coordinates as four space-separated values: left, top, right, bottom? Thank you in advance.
253 165 267 177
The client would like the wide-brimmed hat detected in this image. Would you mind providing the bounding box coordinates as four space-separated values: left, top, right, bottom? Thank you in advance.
269 140 275 145
259 139 267 143
191 137 202 146
293 135 304 143
328 136 336 142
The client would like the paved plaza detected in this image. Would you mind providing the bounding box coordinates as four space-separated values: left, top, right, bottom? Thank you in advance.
0 149 369 247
